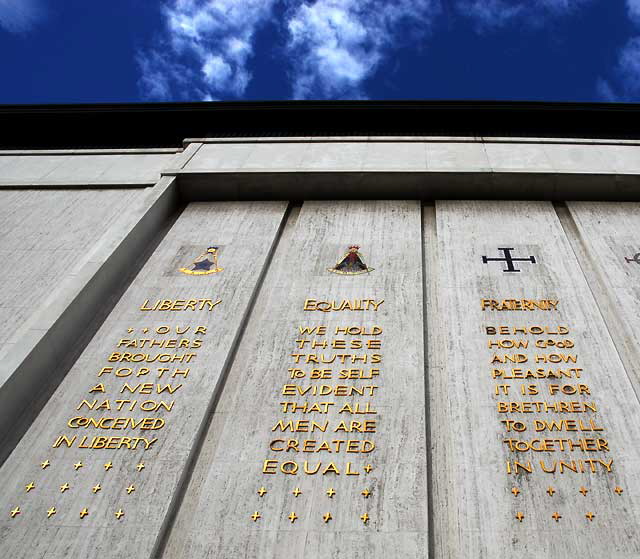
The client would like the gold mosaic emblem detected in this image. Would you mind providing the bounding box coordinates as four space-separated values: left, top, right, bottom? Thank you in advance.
328 245 374 275
179 246 223 275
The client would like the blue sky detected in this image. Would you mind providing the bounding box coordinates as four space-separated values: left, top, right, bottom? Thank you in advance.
0 0 639 103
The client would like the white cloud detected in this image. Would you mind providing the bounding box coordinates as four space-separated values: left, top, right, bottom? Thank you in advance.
600 36 640 101
598 3 640 101
618 36 640 93
138 0 276 100
0 0 44 33
629 0 640 25
458 0 590 29
285 0 440 99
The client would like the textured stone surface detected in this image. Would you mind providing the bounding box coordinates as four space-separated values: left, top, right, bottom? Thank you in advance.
427 200 640 558
163 200 428 559
3 139 640 559
0 152 177 185
0 189 144 345
0 201 287 559
184 139 640 176
565 202 640 395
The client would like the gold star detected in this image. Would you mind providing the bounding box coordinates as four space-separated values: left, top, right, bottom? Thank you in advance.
579 487 588 496
364 464 373 474
586 512 595 522
92 484 102 494
41 460 50 469
614 486 624 495
10 506 20 518
115 509 125 520
323 512 332 523
60 483 70 493
47 507 57 518
288 512 298 523
326 488 336 498
136 463 145 472
361 512 370 524
125 484 135 494
515 512 524 522
257 487 267 497
511 487 520 497
250 511 261 522
79 508 89 519
292 487 302 497
361 488 371 498
73 461 83 471
546 487 556 497
25 482 35 492
551 512 562 522
104 462 113 471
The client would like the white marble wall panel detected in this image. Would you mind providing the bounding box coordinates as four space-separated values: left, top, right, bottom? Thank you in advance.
0 153 177 185
566 202 640 394
0 201 288 559
0 189 144 345
484 143 554 172
595 146 640 174
541 145 616 174
185 144 256 171
163 201 428 559
362 142 428 171
427 200 640 558
183 140 640 177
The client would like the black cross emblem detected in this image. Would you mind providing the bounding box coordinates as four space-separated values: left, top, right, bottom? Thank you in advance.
625 253 640 264
482 247 536 273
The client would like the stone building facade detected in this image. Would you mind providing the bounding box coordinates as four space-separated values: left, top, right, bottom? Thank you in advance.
0 101 639 558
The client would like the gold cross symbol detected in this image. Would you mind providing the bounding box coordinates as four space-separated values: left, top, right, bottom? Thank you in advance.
614 486 624 495
326 488 336 498
579 487 588 496
104 462 113 471
79 508 89 519
361 513 370 524
257 487 267 497
92 484 102 494
73 462 83 471
142 328 149 333
250 511 261 522
511 487 520 497
25 482 35 492
515 512 524 522
323 512 332 523
292 487 302 497
126 484 135 494
364 464 373 474
41 460 50 469
551 512 562 522
47 507 57 518
136 463 145 472
288 512 298 523
546 487 556 497
60 483 70 493
127 328 134 333
10 506 20 518
586 512 595 522
361 488 371 498
115 509 125 520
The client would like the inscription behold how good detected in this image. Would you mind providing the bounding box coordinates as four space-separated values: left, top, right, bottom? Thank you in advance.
483 297 623 524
